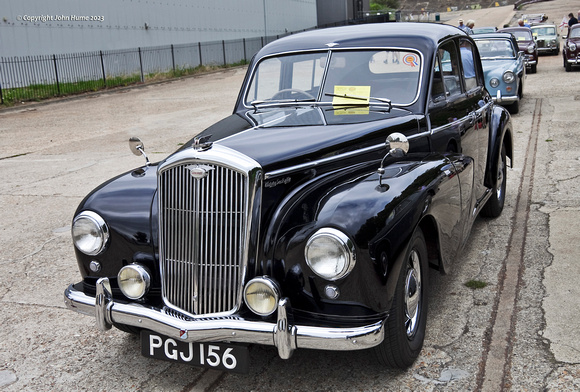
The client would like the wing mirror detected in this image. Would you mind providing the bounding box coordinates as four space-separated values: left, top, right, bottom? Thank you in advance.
377 133 409 187
129 137 150 166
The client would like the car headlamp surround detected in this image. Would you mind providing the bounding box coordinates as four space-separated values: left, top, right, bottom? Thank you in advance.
527 45 535 54
243 277 280 316
570 42 577 51
503 71 515 83
305 227 356 281
72 211 109 256
118 264 151 300
490 78 500 88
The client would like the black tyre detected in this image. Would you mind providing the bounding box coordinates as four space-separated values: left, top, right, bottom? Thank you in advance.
531 64 537 73
508 98 519 114
565 61 572 72
481 143 507 218
374 228 428 369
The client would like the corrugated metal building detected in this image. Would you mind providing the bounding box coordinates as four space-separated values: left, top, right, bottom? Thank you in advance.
1 0 318 57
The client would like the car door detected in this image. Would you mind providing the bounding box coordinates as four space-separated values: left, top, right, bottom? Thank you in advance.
427 38 489 221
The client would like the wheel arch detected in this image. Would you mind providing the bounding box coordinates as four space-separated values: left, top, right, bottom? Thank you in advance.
485 105 513 189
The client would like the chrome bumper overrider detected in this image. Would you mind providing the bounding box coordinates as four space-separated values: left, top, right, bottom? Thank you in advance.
493 90 518 104
64 278 385 359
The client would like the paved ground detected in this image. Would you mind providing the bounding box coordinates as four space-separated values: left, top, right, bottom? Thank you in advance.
1 2 579 391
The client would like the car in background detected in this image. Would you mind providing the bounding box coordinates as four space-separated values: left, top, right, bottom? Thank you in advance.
473 26 498 34
499 26 538 73
63 23 513 373
523 13 548 24
473 33 525 113
531 23 560 55
563 24 580 71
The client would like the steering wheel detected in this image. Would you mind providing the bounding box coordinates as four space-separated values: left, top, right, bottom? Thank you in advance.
271 88 315 101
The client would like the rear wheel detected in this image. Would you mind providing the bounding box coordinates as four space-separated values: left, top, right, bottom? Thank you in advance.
482 143 507 218
374 228 428 368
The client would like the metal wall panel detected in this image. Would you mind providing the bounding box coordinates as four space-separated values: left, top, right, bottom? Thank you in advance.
0 0 317 57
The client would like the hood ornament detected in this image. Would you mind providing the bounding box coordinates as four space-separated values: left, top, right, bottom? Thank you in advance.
193 134 213 151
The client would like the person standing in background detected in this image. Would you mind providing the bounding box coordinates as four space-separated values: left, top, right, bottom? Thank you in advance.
465 20 475 34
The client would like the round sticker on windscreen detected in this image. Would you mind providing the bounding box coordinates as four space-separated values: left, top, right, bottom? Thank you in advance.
403 53 419 67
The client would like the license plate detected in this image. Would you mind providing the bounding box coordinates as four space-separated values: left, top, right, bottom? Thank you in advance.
141 331 249 373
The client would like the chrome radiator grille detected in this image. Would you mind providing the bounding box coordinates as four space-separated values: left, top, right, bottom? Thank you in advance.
158 162 248 316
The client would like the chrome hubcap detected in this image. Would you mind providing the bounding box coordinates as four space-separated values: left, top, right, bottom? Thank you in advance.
496 154 505 200
404 250 421 338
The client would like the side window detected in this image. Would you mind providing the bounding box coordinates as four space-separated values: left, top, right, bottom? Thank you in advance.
438 42 462 97
459 39 477 91
431 54 446 101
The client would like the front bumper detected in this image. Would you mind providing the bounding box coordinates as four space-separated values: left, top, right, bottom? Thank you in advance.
565 56 580 65
492 89 518 104
64 278 385 359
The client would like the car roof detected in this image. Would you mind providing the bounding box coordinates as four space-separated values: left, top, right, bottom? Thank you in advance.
499 27 531 32
472 32 516 40
254 22 468 57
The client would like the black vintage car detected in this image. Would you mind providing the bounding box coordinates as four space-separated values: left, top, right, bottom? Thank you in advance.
64 22 513 372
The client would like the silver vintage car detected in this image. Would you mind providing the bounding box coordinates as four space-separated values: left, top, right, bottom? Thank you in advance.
531 23 560 55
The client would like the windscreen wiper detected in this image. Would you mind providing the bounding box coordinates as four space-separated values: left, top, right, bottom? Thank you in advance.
324 93 392 106
250 98 316 109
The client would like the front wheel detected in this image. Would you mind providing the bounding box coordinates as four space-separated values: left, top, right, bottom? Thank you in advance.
481 143 507 218
374 228 429 369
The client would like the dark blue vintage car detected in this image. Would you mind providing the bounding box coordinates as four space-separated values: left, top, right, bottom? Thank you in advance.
64 22 513 372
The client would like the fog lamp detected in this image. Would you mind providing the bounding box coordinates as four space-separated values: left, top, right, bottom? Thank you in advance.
118 264 151 299
243 277 280 316
490 78 500 88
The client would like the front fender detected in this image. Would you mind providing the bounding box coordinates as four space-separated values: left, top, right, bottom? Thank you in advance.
485 105 513 188
271 154 462 316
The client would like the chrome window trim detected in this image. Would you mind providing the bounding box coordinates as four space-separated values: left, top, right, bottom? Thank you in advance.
242 47 424 109
157 144 262 319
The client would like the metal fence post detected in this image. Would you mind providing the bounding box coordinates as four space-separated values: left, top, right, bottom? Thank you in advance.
222 40 226 66
138 47 144 82
243 38 247 62
198 42 202 66
53 54 61 95
99 51 107 87
171 44 175 72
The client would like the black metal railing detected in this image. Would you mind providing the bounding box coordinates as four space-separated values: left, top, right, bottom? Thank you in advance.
0 36 271 105
0 13 401 106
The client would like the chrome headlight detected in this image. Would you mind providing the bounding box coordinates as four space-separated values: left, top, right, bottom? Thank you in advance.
570 42 577 51
72 211 109 255
490 78 500 88
305 228 356 281
243 277 280 316
503 71 515 83
118 264 151 299
527 45 535 54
